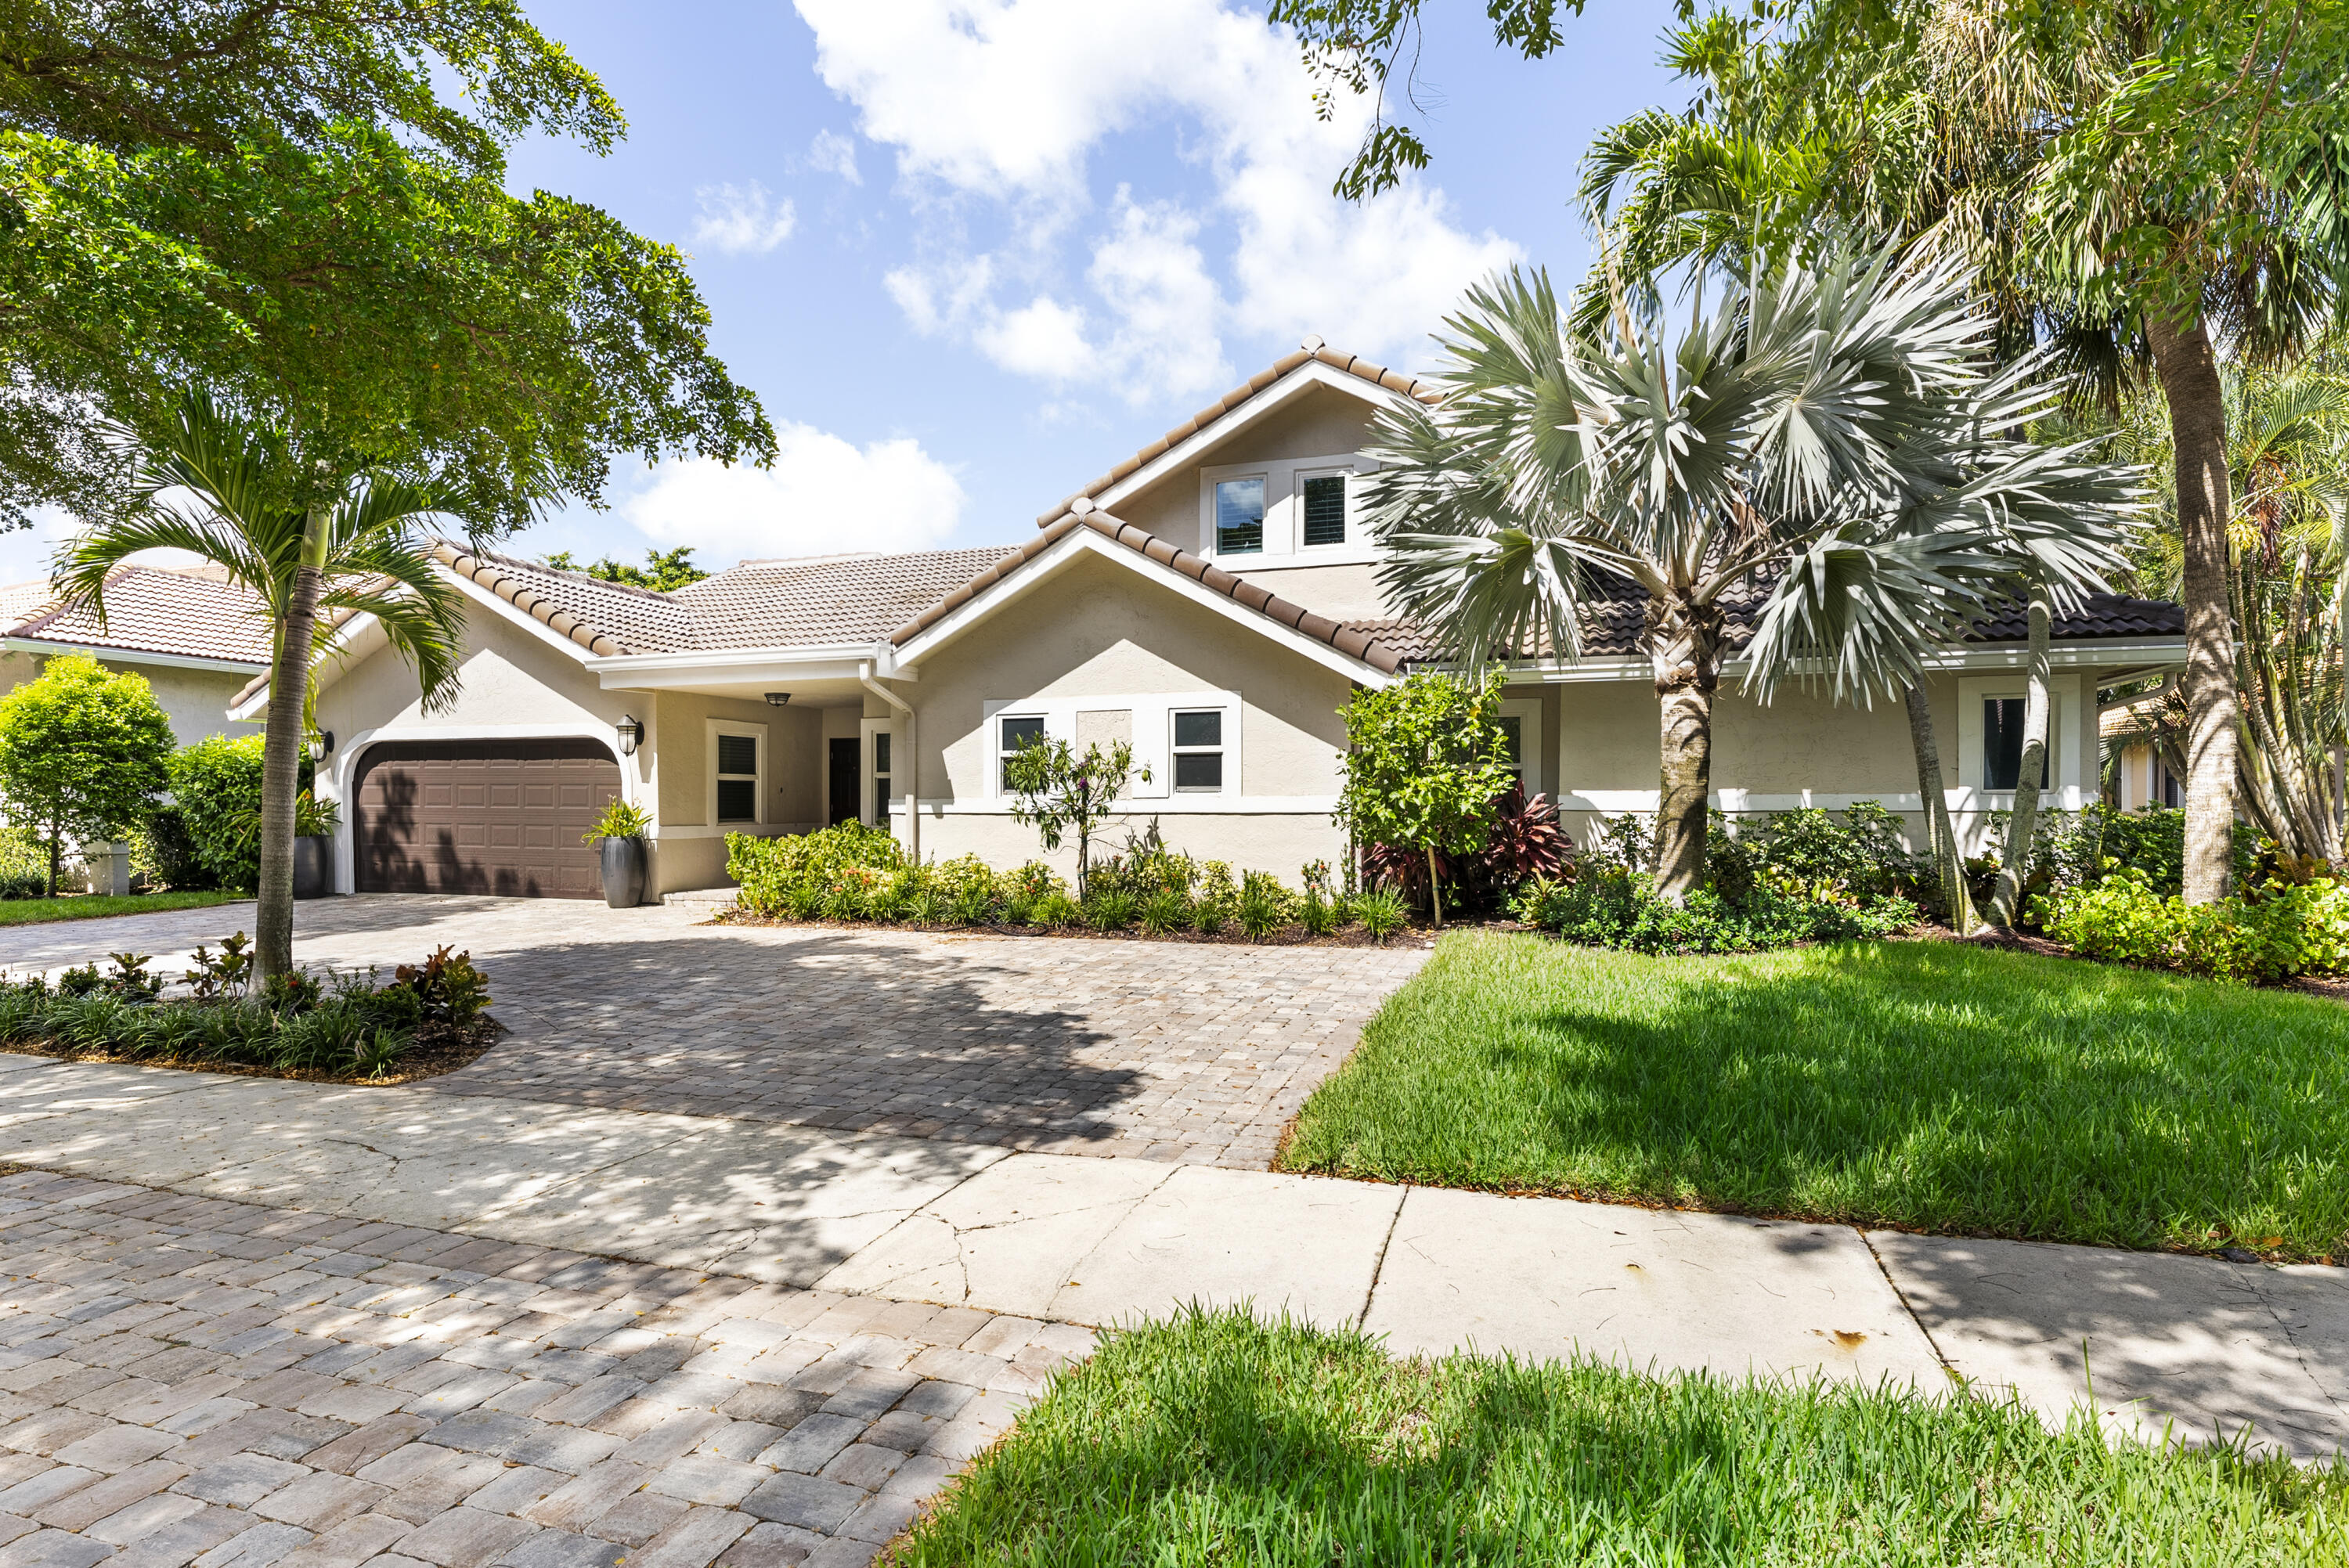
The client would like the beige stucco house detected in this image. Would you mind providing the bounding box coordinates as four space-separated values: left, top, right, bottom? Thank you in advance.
242 341 2189 900
0 565 269 744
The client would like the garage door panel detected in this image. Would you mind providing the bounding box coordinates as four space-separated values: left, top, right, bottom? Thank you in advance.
356 738 619 898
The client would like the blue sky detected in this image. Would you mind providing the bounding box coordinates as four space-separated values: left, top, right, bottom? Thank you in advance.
5 0 1685 582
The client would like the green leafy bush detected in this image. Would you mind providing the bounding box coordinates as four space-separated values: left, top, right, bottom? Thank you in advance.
2036 870 2349 983
1517 870 1919 955
1139 889 1189 937
167 735 267 891
1350 889 1408 943
131 805 209 891
727 822 907 915
1084 889 1138 931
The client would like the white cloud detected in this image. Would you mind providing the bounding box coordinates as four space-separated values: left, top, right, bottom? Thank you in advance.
792 0 1519 393
806 128 863 185
691 181 797 255
621 426 966 561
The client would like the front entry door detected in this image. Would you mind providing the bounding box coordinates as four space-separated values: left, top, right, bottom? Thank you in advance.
828 737 859 825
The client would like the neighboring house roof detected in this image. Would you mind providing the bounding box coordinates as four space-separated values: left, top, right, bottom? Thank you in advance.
1033 338 1441 527
4 566 272 666
892 507 1409 675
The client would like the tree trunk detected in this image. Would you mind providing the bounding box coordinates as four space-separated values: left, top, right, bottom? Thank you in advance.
1649 592 1723 899
2145 311 2237 904
1987 580 2053 928
1901 682 1975 934
1424 845 1443 926
45 820 57 900
258 508 330 982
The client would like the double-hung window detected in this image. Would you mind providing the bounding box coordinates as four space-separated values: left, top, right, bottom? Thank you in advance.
1300 472 1348 546
1171 709 1224 791
1982 697 2049 791
871 730 893 823
716 733 760 823
998 716 1045 793
1214 478 1265 553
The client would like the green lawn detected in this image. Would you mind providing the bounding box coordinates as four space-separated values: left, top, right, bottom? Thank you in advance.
0 890 244 928
899 1308 2347 1565
1277 931 2349 1262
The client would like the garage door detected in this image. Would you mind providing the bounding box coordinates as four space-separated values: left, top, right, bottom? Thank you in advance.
355 739 621 898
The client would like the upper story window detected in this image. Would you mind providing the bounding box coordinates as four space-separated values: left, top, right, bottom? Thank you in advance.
1982 697 2049 791
716 732 759 823
1214 478 1265 553
1301 472 1348 546
998 715 1044 792
1171 709 1225 791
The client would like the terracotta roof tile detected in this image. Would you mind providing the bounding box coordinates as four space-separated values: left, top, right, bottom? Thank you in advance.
14 567 272 665
1034 341 1441 526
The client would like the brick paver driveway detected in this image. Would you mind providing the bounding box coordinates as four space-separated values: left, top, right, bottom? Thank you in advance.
0 1166 1084 1568
0 898 1426 1169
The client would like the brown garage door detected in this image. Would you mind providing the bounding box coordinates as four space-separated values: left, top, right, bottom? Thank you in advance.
355 739 620 898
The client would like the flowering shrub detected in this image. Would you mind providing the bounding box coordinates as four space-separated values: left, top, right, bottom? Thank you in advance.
2034 871 2349 983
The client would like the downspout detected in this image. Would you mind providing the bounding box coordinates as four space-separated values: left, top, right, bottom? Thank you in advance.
859 660 918 860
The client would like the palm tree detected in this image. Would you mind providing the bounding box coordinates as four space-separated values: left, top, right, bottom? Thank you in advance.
59 391 471 980
1362 236 2141 898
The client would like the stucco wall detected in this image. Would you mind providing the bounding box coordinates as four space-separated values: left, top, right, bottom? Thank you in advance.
0 651 257 747
1113 385 1380 550
898 550 1354 871
650 690 818 829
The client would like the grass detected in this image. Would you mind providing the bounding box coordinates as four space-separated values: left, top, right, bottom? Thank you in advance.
1276 931 2349 1262
0 890 243 928
895 1307 2349 1565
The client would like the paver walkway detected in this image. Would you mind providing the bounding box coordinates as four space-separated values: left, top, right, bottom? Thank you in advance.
0 898 1425 1169
0 1166 1088 1568
2 1055 2343 1463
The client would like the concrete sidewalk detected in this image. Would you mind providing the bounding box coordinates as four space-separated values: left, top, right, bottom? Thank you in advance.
2 1054 2342 1459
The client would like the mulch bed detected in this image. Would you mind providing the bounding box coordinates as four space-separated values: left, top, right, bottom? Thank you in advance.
0 1017 502 1086
713 910 1439 949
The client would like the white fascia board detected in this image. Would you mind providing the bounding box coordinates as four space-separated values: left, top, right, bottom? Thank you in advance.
893 527 1395 687
584 642 907 690
1084 361 1414 518
3 639 266 676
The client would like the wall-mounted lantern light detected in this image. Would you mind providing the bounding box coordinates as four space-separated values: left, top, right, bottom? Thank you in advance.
306 730 334 762
764 692 791 707
616 716 643 757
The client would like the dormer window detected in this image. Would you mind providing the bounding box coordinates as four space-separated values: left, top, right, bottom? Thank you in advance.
1301 472 1347 546
1214 478 1266 553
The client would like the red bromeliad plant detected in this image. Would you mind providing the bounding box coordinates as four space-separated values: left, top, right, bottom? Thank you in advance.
1363 788 1575 917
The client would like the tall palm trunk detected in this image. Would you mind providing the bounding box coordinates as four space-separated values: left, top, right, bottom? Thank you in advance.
1902 682 1976 934
2145 312 2238 904
1649 591 1722 898
257 506 330 981
1987 580 2053 928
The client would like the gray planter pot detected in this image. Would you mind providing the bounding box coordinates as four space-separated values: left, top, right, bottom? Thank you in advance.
292 835 334 899
600 835 647 909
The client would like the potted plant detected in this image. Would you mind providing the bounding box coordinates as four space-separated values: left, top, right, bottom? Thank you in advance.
291 791 340 899
584 799 653 908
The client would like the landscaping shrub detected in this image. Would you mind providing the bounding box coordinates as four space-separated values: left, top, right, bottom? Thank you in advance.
1516 869 1919 954
2036 870 2349 983
131 805 210 890
0 938 492 1078
167 735 268 890
727 821 906 915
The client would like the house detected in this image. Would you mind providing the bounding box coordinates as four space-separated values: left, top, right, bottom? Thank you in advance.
1 564 270 744
251 340 2189 900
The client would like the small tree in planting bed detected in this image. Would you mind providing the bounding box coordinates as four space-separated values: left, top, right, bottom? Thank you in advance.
1003 737 1152 899
0 654 175 896
1337 670 1517 925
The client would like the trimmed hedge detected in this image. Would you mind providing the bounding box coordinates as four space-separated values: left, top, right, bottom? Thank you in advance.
1513 871 1919 954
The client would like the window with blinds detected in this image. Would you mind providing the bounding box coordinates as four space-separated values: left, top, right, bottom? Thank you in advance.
1301 474 1347 546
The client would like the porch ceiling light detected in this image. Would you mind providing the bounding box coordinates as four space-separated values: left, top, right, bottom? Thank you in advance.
305 730 334 762
764 691 791 707
616 716 643 757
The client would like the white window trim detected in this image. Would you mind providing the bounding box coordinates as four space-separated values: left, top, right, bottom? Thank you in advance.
1168 707 1229 795
1497 697 1543 798
983 690 1243 802
708 719 766 828
1955 673 2085 812
860 716 895 827
1197 452 1377 566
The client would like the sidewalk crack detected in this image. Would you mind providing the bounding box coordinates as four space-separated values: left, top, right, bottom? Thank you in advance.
1356 1187 1408 1332
1859 1227 1956 1381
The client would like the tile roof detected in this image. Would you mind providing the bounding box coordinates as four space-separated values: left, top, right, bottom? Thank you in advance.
1033 337 1441 527
892 506 1408 674
9 566 272 665
1343 582 2185 667
674 547 1023 648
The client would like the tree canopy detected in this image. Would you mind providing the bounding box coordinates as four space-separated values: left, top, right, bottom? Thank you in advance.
0 653 175 895
547 546 713 590
0 0 774 532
